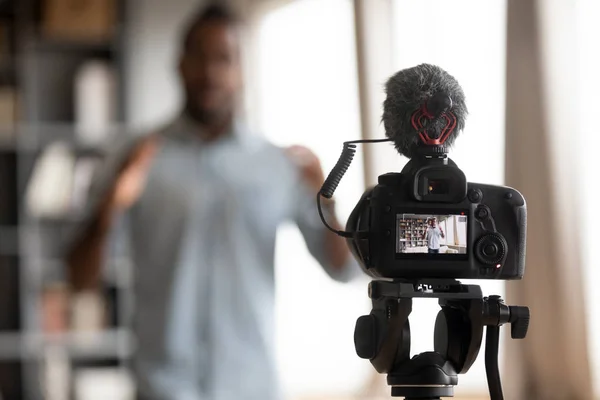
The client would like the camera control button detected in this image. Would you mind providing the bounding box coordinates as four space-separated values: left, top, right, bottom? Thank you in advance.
354 315 378 359
468 189 483 203
484 244 498 257
476 206 489 220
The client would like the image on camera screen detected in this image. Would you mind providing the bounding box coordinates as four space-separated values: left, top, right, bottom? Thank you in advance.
396 213 468 254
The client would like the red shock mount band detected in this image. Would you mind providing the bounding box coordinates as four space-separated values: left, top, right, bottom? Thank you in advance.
411 103 457 146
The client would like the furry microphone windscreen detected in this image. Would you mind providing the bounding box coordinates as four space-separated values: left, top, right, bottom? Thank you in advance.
382 64 468 158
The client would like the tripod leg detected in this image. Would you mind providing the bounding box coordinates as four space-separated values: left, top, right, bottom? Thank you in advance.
485 326 503 400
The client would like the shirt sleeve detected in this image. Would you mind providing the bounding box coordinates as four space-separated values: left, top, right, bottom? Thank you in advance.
288 162 363 283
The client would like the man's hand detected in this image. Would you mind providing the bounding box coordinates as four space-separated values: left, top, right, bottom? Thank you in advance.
40 285 68 334
286 145 351 272
109 135 160 211
285 145 325 194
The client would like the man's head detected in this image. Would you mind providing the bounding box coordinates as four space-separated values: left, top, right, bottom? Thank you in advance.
179 3 243 127
429 218 437 227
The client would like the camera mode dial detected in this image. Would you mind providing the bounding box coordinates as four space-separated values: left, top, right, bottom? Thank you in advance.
475 233 507 265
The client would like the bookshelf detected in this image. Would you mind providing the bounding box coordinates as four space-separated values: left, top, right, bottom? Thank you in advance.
397 217 428 252
0 0 133 399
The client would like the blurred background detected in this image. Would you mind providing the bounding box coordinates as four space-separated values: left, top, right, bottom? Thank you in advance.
0 0 598 399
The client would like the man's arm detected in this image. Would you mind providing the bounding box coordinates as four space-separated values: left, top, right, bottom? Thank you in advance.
286 145 354 276
67 199 114 291
316 198 351 270
67 136 159 292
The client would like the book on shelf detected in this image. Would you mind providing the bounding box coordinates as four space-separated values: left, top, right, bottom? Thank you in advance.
25 143 102 219
42 0 116 42
0 86 18 131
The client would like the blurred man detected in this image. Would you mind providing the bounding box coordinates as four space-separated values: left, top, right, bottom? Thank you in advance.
423 217 445 254
66 3 357 400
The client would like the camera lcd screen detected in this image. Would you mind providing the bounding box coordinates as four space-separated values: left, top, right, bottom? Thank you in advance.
396 213 468 255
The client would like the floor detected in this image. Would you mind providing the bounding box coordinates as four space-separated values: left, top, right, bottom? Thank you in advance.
294 397 488 400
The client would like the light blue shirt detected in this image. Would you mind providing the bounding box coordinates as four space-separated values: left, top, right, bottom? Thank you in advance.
426 226 443 250
87 115 359 400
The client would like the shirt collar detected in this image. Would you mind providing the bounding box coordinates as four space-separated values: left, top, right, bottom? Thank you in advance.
164 112 246 145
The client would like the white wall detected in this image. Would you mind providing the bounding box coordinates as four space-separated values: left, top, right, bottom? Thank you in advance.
444 218 454 246
124 0 203 131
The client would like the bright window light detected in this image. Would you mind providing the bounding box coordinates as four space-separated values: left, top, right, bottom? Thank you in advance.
255 1 370 399
576 0 600 396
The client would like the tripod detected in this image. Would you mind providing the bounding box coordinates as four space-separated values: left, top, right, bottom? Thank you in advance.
354 279 529 400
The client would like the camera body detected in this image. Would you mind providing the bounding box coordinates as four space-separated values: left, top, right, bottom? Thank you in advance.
346 153 526 280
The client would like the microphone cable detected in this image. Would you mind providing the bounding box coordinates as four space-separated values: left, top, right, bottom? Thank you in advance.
317 138 392 238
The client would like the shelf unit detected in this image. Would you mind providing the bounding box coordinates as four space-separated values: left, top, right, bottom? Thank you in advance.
397 217 428 252
0 0 133 398
0 329 134 361
0 1 23 395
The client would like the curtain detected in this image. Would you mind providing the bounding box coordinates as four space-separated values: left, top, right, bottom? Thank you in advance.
503 0 593 398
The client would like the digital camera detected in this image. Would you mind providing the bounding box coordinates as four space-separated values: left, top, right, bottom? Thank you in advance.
344 149 527 280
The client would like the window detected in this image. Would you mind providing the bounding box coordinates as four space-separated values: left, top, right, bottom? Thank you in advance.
576 0 600 395
255 1 370 398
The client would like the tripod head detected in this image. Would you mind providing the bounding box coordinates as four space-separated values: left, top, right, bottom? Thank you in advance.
354 280 529 400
